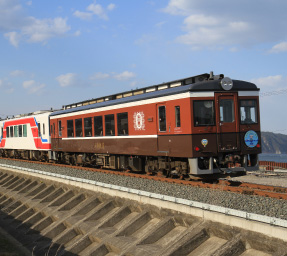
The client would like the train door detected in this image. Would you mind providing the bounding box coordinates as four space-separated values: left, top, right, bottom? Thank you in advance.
215 93 240 152
156 104 169 154
54 119 62 150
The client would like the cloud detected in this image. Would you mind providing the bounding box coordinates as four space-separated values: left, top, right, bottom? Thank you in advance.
114 71 136 81
90 72 110 80
269 42 287 53
250 75 284 90
73 1 115 21
22 17 70 43
4 31 20 47
163 0 287 50
90 71 136 81
87 3 108 20
56 73 78 87
22 80 46 94
73 11 93 21
10 70 25 77
0 0 71 47
107 4 116 11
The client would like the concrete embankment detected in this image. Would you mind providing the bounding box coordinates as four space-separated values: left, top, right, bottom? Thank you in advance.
0 166 286 255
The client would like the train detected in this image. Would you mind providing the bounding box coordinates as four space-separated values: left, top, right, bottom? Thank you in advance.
0 72 261 177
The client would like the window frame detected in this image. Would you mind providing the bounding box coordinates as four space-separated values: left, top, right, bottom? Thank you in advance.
175 106 181 128
23 124 27 137
75 118 83 137
14 126 18 137
19 125 23 137
193 100 216 127
239 99 258 125
67 120 74 138
58 120 62 137
94 116 103 136
158 105 167 132
105 114 115 136
84 117 92 137
117 112 129 136
10 126 14 137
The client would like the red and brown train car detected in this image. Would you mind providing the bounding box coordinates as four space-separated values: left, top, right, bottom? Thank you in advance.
49 72 261 176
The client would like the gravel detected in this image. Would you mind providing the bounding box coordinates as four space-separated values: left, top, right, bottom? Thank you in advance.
0 159 287 220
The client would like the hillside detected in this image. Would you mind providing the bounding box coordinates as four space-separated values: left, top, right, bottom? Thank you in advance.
261 132 287 154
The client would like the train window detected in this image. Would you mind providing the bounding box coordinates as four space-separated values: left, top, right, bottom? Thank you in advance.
84 117 92 137
240 100 258 124
194 101 215 126
14 126 18 137
58 121 62 137
10 126 14 137
23 125 27 137
105 114 115 136
19 125 22 137
75 119 83 137
67 120 74 137
175 106 181 127
94 116 103 136
117 112 129 136
38 123 41 137
6 127 9 138
158 106 166 132
219 99 234 123
43 124 45 135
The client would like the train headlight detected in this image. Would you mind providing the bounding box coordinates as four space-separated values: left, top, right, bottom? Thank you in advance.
220 77 233 90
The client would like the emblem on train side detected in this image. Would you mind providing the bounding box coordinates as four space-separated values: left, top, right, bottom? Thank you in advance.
201 139 208 147
244 130 259 148
133 112 145 130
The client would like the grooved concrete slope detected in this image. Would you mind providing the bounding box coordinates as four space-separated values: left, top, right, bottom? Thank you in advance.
0 169 286 256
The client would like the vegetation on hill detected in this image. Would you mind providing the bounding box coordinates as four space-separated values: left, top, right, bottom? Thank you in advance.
261 132 287 154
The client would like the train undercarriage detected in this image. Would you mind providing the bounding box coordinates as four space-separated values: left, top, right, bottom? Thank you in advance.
0 149 258 177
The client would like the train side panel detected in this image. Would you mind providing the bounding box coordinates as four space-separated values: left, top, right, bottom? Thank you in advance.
0 112 51 155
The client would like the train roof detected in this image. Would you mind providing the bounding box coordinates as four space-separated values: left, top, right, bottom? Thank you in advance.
51 73 259 117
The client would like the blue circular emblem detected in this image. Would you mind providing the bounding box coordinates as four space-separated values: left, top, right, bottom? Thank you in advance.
201 139 208 147
244 130 259 148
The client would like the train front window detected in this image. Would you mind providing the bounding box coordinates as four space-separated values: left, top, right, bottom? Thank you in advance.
219 99 234 123
240 99 258 124
194 100 215 126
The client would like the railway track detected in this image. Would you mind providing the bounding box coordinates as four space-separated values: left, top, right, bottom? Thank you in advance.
0 157 286 201
0 164 286 255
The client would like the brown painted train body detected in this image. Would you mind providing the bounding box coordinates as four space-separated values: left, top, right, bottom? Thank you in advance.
49 73 261 176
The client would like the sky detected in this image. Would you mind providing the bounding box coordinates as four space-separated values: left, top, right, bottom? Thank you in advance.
0 0 287 134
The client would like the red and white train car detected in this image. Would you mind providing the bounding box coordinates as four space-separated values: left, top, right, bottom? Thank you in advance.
0 111 52 161
49 73 261 176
